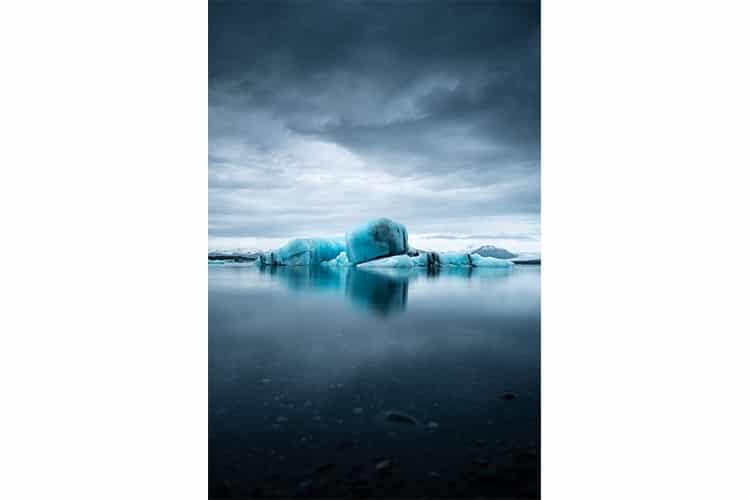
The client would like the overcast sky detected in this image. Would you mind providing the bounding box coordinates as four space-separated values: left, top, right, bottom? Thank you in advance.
209 1 540 252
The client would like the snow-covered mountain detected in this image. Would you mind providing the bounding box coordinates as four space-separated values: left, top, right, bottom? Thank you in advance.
468 245 517 259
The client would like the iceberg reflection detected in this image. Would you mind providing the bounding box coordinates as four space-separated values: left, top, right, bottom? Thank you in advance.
257 264 345 293
257 265 410 316
255 264 512 317
345 268 410 316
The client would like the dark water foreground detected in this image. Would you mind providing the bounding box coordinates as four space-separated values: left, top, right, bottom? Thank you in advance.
209 263 540 498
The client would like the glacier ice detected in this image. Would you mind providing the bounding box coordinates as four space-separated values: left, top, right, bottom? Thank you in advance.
345 218 409 265
410 251 440 267
438 252 473 266
357 254 414 268
410 251 513 268
252 217 519 271
471 255 514 268
438 252 514 268
322 251 352 267
258 238 345 266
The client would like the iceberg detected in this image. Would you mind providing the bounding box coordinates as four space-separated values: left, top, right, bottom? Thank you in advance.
345 218 409 265
252 218 519 271
279 238 345 266
438 252 474 266
510 251 541 265
358 254 414 268
258 238 345 266
409 251 514 268
471 255 514 268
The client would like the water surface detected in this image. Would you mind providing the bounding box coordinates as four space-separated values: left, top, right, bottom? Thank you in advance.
209 263 540 498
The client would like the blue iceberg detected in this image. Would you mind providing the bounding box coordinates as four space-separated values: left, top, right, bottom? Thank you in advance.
258 238 345 266
438 252 474 266
358 254 414 268
345 218 409 265
471 255 514 268
253 218 518 271
409 251 514 268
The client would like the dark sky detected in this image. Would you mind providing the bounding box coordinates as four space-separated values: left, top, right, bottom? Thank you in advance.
209 1 540 251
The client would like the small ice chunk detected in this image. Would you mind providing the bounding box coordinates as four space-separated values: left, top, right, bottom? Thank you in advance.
431 252 514 267
375 459 392 471
358 254 414 268
471 255 514 268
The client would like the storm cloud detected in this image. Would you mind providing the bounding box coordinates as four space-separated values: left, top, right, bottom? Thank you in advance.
209 1 540 252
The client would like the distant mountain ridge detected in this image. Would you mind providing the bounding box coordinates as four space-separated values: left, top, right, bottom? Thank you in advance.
469 245 517 259
208 248 262 261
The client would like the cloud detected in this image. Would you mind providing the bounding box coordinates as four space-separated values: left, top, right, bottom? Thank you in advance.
421 234 539 241
209 1 540 250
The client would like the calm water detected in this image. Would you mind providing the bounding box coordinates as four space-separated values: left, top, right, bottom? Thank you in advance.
209 263 540 498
